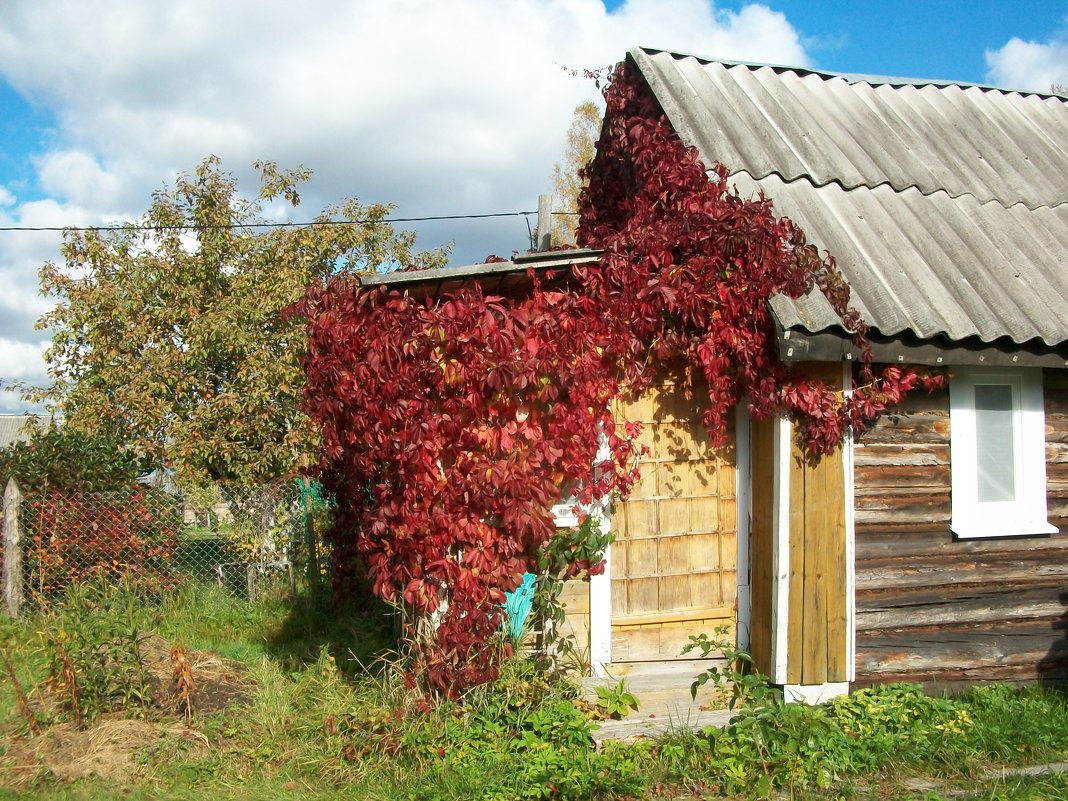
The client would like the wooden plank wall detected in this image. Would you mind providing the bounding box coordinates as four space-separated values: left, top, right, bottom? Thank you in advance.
787 433 849 685
558 578 591 664
610 375 738 661
745 394 849 686
853 369 1068 688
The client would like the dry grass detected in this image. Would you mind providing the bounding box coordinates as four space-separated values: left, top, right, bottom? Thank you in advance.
0 716 210 791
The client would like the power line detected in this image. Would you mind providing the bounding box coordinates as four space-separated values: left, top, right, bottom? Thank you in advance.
0 210 543 234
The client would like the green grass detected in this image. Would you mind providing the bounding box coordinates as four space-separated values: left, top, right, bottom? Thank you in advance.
1 581 1067 800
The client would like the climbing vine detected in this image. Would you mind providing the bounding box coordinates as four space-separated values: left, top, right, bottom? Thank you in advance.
299 60 942 695
300 280 636 695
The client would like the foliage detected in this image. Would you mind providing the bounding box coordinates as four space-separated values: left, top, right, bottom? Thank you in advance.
300 276 637 696
829 683 973 764
217 480 298 563
35 578 159 727
0 422 151 492
593 678 639 719
317 657 643 801
3 584 1068 800
954 682 1068 763
299 61 944 694
532 513 611 668
683 626 776 710
24 485 181 598
549 100 602 245
37 156 446 484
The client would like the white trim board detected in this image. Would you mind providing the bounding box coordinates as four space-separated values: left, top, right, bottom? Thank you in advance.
770 416 792 686
842 363 857 683
735 404 752 653
784 682 849 705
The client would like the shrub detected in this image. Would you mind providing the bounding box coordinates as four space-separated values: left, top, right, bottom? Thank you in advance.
24 485 181 598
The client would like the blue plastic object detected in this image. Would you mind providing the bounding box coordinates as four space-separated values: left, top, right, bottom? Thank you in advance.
503 572 536 639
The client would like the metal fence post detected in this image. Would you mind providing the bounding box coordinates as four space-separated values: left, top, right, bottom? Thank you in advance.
4 478 24 619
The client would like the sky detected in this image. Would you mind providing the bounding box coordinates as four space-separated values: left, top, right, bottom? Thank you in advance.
0 0 1066 414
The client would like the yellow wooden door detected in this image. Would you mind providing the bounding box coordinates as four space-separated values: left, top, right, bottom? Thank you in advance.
610 376 738 661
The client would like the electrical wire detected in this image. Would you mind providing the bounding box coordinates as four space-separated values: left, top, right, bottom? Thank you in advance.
0 208 579 234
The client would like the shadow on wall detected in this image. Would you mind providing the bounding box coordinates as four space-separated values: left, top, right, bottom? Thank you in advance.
1037 590 1068 686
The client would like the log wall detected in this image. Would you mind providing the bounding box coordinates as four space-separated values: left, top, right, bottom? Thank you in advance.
853 368 1068 688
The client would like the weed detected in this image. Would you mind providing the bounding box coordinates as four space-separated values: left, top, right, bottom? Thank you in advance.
532 514 612 673
683 625 776 709
171 643 195 721
33 578 158 726
5 577 1068 801
593 678 639 719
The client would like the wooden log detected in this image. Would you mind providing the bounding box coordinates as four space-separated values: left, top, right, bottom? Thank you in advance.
853 414 950 445
852 443 949 467
853 463 949 491
853 493 950 526
855 528 1068 559
856 554 1068 591
856 582 1068 631
857 618 1067 679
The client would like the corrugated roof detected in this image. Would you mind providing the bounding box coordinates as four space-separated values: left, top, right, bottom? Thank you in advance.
0 415 37 449
630 47 1068 348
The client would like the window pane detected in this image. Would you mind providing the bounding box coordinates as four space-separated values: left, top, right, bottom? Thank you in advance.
975 384 1015 502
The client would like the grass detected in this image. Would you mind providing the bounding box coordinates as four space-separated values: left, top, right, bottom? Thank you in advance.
0 580 1066 800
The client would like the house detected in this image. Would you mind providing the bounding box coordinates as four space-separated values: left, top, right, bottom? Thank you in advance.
360 47 1068 701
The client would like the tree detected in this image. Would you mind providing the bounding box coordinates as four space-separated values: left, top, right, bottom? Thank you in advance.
549 101 602 245
36 157 446 484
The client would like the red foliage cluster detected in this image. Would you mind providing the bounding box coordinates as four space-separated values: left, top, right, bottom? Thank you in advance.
299 60 942 694
25 487 181 597
301 279 638 694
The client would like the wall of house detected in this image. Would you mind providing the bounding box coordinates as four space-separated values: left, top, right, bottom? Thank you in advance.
853 369 1068 687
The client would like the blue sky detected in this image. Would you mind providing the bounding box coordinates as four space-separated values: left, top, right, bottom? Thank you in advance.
746 1 1066 83
0 0 1065 412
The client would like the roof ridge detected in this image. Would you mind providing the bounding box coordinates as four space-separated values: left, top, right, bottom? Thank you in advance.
633 45 1068 99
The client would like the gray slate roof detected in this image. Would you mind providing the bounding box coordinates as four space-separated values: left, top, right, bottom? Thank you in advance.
630 47 1068 352
0 415 37 449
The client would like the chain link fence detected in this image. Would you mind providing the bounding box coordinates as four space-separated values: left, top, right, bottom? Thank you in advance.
1 477 331 615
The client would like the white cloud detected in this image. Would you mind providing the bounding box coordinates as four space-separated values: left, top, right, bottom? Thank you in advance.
985 27 1068 91
35 150 125 210
0 339 49 413
0 0 812 412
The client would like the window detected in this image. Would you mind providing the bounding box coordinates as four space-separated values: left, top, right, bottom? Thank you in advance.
949 367 1056 538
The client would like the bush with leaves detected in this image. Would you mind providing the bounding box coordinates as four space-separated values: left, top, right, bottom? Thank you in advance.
1 424 180 597
0 423 151 492
24 485 181 598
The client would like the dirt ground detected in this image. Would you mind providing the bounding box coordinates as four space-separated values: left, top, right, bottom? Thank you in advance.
0 634 248 791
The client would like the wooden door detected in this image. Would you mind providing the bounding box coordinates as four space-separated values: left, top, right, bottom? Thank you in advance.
610 376 738 661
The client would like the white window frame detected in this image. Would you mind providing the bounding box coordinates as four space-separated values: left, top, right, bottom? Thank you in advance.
949 366 1056 539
